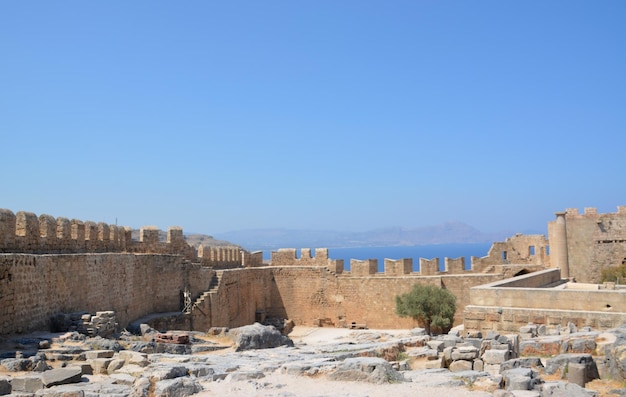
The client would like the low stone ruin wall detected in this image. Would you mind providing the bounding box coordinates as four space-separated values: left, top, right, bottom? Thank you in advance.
464 268 626 333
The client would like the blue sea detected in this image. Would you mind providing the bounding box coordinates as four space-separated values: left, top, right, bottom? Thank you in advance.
264 243 492 272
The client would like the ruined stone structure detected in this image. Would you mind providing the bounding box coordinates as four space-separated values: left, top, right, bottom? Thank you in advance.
548 206 626 283
464 206 626 334
2 206 626 336
464 269 626 334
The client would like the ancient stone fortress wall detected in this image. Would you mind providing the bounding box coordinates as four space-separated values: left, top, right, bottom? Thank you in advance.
263 265 508 329
7 206 624 337
179 235 550 331
270 233 549 276
259 235 548 329
548 206 626 283
270 248 329 267
0 208 247 336
0 208 251 267
0 252 214 335
464 268 626 334
0 209 132 254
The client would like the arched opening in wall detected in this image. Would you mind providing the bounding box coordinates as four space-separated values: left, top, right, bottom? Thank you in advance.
502 251 508 264
513 269 530 277
529 246 535 256
546 246 550 256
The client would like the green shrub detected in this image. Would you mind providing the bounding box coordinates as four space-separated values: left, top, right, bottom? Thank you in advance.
395 284 456 335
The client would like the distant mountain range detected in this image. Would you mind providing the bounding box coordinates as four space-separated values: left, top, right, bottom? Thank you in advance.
214 222 526 251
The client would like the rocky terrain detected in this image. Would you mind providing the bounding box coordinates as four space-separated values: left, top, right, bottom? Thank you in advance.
1 318 626 397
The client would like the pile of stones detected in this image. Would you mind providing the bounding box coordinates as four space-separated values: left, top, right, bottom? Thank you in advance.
1 320 626 397
407 322 622 396
0 322 295 396
51 311 118 338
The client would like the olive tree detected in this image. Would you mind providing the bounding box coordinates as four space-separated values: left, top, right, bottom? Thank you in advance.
395 284 456 335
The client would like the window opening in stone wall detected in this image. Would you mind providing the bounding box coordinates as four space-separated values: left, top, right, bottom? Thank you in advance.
502 251 508 263
529 246 535 256
546 246 550 255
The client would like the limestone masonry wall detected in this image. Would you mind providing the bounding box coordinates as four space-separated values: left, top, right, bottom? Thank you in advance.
270 248 329 266
464 269 626 333
0 253 211 334
3 206 625 336
0 208 249 267
263 266 506 328
548 206 626 283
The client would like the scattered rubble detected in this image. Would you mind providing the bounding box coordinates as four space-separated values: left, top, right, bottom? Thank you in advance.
1 318 626 396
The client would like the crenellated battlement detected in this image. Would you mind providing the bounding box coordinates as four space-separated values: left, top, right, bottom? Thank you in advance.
562 205 626 218
2 204 622 336
0 209 132 254
198 245 255 269
270 248 330 267
269 234 549 277
0 208 265 270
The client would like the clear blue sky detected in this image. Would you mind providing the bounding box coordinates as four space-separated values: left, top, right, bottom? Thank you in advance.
1 1 625 235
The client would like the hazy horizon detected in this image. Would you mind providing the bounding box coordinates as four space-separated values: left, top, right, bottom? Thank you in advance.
2 2 624 236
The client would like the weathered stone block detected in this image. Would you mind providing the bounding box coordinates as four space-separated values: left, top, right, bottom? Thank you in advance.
485 312 501 322
520 337 562 356
500 357 544 372
464 338 483 350
451 346 479 361
449 360 473 372
118 351 149 367
90 358 113 374
0 376 10 395
482 349 509 365
544 353 599 382
567 363 588 387
155 332 189 344
473 359 484 372
501 367 533 391
424 356 443 369
107 358 126 374
75 363 93 375
41 367 83 387
153 377 202 396
520 324 537 336
84 350 114 359
426 340 445 352
11 374 44 392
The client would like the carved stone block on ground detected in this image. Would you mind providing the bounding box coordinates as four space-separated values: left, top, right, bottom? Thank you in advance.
40 367 83 388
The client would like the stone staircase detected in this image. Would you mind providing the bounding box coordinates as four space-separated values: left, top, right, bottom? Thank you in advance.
207 271 223 292
190 271 223 315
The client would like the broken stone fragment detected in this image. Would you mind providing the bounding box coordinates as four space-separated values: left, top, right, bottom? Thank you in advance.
41 366 83 388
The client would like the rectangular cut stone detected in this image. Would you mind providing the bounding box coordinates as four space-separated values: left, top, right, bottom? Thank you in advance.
482 349 509 364
85 350 115 359
11 374 44 392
